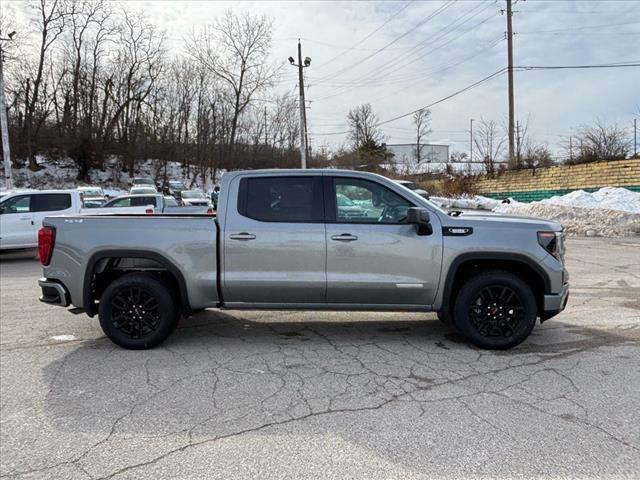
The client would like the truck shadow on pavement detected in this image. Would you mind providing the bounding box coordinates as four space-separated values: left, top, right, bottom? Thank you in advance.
39 310 639 476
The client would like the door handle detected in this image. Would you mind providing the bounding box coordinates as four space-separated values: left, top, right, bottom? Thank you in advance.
20 216 30 221
331 233 358 242
229 232 256 240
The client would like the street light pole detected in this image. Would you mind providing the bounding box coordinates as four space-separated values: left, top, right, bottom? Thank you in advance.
0 31 16 190
289 40 311 169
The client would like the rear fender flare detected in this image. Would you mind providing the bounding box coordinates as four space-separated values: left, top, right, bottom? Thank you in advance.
83 249 190 317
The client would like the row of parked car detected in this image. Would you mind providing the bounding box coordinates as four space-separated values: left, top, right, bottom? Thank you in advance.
0 177 216 250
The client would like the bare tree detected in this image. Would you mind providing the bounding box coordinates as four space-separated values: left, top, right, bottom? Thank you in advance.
412 108 431 164
569 120 630 163
190 11 277 163
347 103 384 150
473 118 505 175
24 0 67 170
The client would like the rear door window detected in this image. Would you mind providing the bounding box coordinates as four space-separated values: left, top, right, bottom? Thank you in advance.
130 196 158 207
238 176 323 223
32 194 72 212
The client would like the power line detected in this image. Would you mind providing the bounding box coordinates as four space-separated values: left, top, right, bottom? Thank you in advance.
315 68 508 136
514 61 640 70
519 20 640 34
312 2 497 95
314 60 640 137
314 0 456 82
311 12 502 101
313 1 414 68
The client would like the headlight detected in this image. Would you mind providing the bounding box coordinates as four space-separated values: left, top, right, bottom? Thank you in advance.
538 231 565 262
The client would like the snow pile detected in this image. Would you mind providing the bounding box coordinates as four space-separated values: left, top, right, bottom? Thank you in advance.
535 187 640 213
431 195 502 211
433 188 640 237
494 203 640 237
493 188 640 237
492 187 640 214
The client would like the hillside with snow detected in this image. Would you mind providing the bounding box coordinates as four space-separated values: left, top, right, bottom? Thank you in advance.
1 156 222 194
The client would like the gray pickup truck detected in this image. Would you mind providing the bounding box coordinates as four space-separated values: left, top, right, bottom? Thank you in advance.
38 170 569 350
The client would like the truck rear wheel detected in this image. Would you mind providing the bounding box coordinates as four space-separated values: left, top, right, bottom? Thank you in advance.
98 273 179 349
453 270 537 350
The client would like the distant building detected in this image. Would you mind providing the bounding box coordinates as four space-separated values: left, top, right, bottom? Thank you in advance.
384 143 451 174
386 143 450 165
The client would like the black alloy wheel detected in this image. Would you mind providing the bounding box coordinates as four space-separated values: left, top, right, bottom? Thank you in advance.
110 286 161 339
468 286 525 338
453 270 537 350
99 273 179 349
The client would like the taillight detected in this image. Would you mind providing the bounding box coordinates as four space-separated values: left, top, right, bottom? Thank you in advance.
206 208 214 216
145 208 154 215
38 227 56 266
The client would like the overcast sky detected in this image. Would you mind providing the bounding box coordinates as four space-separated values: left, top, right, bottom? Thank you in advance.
4 0 640 156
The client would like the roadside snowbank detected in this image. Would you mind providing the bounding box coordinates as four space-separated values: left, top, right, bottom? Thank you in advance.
493 203 640 237
433 187 640 237
536 187 640 214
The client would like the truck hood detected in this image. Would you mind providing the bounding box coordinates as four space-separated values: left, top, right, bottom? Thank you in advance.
450 212 563 231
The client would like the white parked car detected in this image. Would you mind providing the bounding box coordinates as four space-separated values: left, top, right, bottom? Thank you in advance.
130 186 158 196
0 190 84 250
180 190 212 207
78 186 107 208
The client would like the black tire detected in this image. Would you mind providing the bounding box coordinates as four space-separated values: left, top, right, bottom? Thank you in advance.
453 270 537 350
98 273 179 349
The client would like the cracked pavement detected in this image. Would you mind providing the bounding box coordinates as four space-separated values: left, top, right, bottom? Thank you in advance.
1 237 639 479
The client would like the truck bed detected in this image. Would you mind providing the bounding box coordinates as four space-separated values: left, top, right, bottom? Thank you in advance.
42 214 220 312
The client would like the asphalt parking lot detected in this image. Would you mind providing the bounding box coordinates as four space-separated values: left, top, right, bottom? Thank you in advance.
1 237 639 479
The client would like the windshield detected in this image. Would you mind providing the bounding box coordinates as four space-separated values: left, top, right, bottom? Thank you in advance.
131 187 156 195
181 190 206 199
164 196 178 206
133 178 154 186
169 181 185 189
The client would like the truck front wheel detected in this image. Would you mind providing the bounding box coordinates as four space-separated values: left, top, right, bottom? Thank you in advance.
453 271 537 350
98 273 179 349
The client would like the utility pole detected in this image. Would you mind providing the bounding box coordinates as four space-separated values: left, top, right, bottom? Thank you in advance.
0 31 16 190
303 100 310 162
634 118 637 157
469 118 474 163
506 0 516 169
516 120 521 166
264 106 268 147
288 40 311 169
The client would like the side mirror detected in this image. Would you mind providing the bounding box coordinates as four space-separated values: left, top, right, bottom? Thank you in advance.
406 207 432 235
